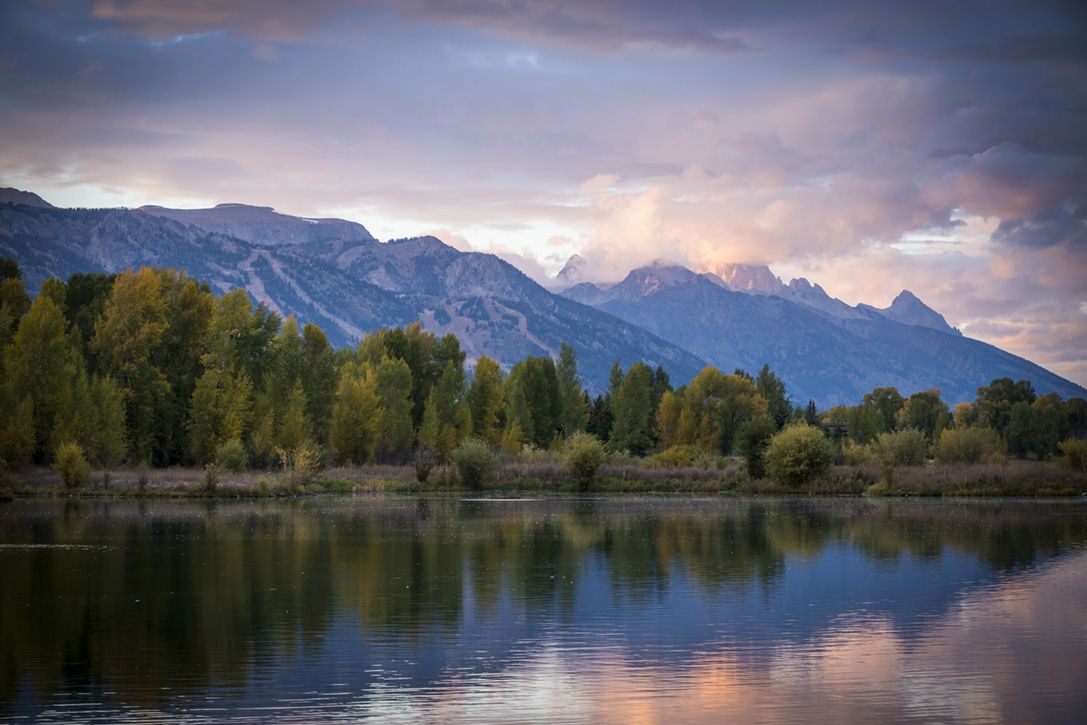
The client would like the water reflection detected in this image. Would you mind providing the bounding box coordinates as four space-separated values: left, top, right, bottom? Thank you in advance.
1 497 1085 723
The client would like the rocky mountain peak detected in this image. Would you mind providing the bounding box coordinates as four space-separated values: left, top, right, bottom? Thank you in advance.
712 263 784 293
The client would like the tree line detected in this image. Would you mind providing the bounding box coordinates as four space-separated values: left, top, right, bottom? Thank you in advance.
1 260 1085 474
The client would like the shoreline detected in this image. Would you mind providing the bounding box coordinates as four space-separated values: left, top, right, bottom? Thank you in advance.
4 459 1085 500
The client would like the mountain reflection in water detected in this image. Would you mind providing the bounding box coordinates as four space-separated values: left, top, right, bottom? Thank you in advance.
1 497 1085 723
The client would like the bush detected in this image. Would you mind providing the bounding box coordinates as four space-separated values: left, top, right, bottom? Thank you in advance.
452 438 498 490
1059 438 1087 473
214 438 249 472
564 432 607 490
650 444 704 467
202 463 219 495
764 424 833 487
275 439 323 490
738 415 777 479
54 441 90 489
842 440 875 465
414 445 438 483
875 429 929 467
935 427 1006 464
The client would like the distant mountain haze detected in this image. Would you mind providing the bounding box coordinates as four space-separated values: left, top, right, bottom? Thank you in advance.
2 189 1082 404
559 261 1077 405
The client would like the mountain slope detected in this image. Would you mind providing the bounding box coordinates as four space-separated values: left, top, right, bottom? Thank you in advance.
139 202 375 247
565 262 1085 405
0 198 704 390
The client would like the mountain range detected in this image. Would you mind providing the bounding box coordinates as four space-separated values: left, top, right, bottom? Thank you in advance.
2 187 1083 405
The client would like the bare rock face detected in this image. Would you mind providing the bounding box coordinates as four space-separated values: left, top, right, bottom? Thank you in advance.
712 263 784 293
858 289 962 336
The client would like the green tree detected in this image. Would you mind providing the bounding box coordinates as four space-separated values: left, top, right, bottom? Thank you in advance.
91 268 170 463
275 381 310 452
301 323 336 445
1005 401 1034 458
187 366 254 464
467 356 505 446
862 387 905 433
738 414 777 479
975 378 1036 436
756 364 791 429
609 362 655 455
556 343 587 436
898 389 952 441
3 295 77 460
506 356 560 447
330 368 382 464
374 356 414 463
1031 394 1068 460
586 394 613 441
418 361 471 461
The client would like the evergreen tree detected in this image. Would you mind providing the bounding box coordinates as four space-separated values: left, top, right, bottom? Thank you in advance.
501 379 533 453
301 323 336 445
506 356 560 447
556 343 587 437
585 394 613 442
756 364 790 429
609 362 654 455
805 400 819 426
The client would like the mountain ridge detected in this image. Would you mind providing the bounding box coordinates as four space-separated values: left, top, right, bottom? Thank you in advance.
0 194 705 392
2 188 1081 404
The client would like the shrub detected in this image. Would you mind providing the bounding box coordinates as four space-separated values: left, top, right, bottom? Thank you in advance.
414 445 438 483
275 439 323 490
650 444 704 468
452 438 498 490
737 415 777 479
875 429 929 467
842 440 875 465
1059 438 1087 473
202 463 219 495
935 427 1006 464
764 424 833 487
214 438 249 472
54 441 90 489
563 432 607 490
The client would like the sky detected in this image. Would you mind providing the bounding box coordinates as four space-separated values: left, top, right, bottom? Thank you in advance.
1 0 1085 384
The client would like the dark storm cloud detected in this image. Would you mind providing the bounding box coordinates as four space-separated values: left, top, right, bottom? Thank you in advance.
993 205 1087 249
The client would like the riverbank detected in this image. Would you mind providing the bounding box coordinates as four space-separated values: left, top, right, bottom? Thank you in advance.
2 459 1085 499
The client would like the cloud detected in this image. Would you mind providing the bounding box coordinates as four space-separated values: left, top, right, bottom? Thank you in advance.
992 204 1087 248
1 0 1086 384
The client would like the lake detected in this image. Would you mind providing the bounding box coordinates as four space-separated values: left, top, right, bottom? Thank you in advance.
2 496 1085 723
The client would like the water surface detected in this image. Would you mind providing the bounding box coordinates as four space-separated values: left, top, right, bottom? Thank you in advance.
2 496 1086 723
